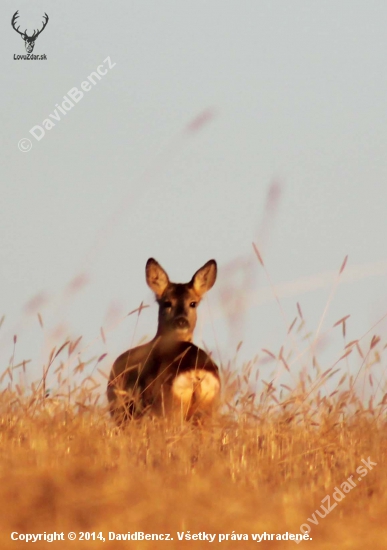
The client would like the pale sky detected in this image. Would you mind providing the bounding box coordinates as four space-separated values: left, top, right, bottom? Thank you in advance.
2 1 387 397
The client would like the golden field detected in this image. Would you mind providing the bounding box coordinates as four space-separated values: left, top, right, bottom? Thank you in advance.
1 304 387 549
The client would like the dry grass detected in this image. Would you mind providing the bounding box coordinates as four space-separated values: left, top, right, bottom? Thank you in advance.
1 312 387 550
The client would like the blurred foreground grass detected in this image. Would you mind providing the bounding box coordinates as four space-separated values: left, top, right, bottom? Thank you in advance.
0 357 386 549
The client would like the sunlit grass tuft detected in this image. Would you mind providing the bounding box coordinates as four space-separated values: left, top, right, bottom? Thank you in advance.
0 309 386 549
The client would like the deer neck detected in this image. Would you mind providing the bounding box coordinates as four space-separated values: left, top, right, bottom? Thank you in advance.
154 328 193 344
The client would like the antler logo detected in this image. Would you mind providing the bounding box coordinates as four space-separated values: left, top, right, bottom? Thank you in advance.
11 11 49 53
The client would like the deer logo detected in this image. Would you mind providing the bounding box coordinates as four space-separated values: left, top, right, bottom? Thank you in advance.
11 11 49 54
107 258 220 424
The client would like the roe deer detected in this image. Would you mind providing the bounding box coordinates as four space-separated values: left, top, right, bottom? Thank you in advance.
107 258 220 424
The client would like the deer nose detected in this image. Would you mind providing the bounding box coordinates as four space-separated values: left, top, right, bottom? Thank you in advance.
173 316 190 329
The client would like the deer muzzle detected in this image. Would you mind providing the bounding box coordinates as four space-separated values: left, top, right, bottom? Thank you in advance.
173 316 190 330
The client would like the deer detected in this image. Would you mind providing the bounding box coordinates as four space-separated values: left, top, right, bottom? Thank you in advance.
107 258 220 424
11 11 49 54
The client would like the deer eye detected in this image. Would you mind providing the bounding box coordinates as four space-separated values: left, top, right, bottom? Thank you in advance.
163 301 172 308
190 301 197 308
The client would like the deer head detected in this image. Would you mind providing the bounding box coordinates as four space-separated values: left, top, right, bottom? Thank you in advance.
146 258 217 342
12 11 49 53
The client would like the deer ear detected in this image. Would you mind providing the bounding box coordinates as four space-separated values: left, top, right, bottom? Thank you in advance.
192 260 217 297
146 258 170 299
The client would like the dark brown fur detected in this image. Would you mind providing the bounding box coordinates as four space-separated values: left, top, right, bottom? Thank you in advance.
107 258 220 424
